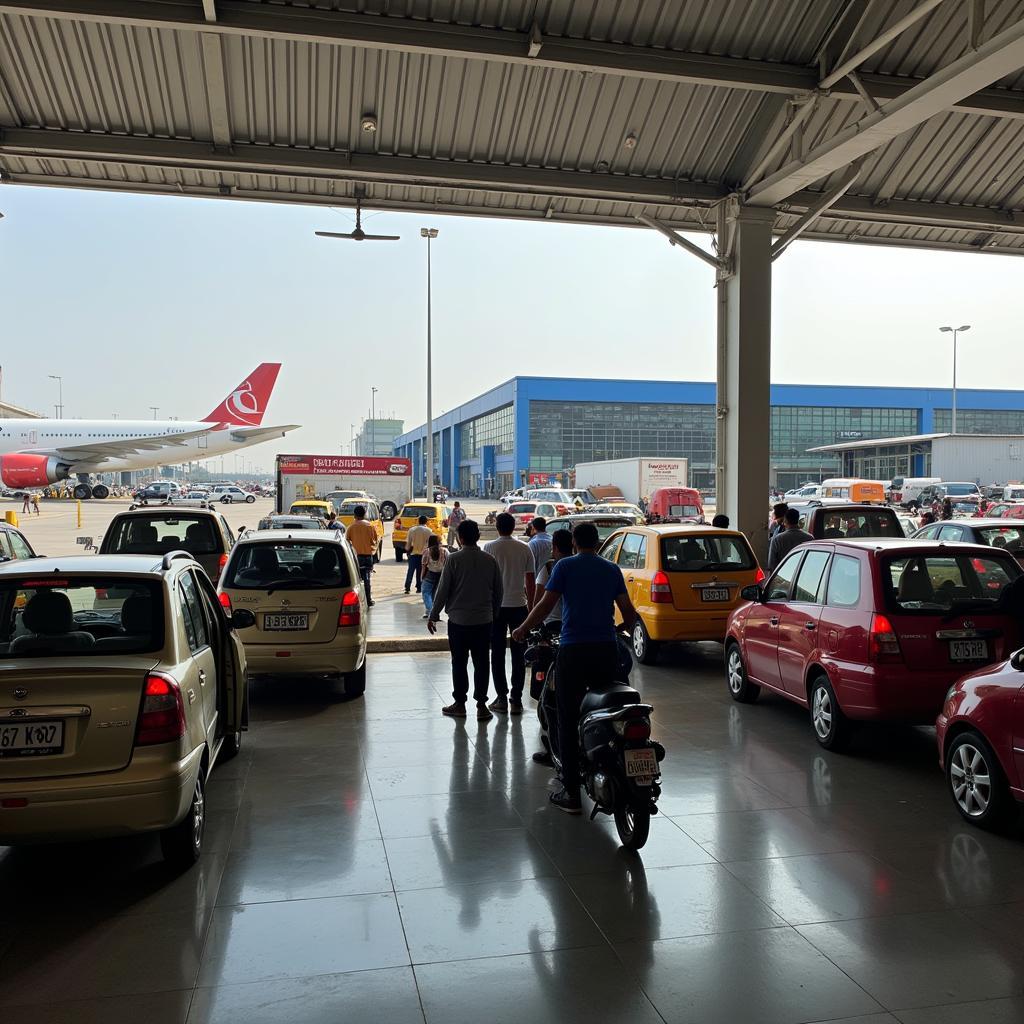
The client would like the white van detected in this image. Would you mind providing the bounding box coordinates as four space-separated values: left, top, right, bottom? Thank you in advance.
1003 483 1024 501
890 476 941 508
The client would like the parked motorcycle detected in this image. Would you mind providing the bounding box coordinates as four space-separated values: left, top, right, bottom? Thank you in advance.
526 626 665 849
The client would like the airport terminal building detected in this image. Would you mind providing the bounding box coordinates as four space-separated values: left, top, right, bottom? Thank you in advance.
393 378 1024 496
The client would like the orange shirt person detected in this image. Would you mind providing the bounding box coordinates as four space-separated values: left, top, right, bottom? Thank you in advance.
346 505 379 607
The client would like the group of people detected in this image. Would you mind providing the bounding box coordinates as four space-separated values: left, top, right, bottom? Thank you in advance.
425 512 637 814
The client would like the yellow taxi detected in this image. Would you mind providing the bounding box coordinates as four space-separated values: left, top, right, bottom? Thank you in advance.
288 499 335 520
336 499 384 561
392 502 451 561
218 530 367 697
599 523 763 664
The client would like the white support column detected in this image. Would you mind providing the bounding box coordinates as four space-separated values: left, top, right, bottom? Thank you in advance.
722 204 774 562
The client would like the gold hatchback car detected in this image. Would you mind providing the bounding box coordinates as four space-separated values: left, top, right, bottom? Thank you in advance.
0 553 249 866
218 530 367 697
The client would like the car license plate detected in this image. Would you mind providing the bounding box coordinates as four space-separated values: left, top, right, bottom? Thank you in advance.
0 720 64 758
264 613 309 631
624 747 658 784
700 588 730 602
950 639 988 662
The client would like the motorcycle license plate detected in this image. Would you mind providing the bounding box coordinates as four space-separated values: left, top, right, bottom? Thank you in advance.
624 747 657 784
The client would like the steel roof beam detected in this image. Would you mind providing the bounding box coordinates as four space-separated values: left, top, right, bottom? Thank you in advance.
3 1 1024 119
748 16 1024 207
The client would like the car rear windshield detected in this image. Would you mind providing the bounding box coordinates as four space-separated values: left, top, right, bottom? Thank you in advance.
814 509 901 539
507 504 536 514
258 518 324 530
974 526 1024 553
667 504 701 518
882 554 1020 613
105 515 219 555
289 503 325 515
227 542 351 590
550 518 632 541
400 505 440 519
660 535 755 572
0 578 164 657
944 484 978 496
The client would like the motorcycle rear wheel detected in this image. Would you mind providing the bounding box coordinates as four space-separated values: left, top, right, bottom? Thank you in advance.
614 806 651 850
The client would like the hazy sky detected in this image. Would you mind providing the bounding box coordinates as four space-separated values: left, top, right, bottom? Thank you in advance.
1 183 1021 471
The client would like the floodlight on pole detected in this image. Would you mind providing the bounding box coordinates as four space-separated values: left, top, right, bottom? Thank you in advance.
938 324 971 434
48 375 63 418
371 386 378 456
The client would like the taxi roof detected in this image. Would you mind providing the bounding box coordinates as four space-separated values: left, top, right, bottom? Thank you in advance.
629 522 743 538
237 530 346 544
0 554 171 576
290 499 331 505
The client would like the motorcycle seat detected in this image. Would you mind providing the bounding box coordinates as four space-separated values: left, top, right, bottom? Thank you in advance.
580 685 641 714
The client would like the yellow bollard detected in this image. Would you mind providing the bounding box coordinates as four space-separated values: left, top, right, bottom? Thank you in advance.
4 511 17 527
77 500 82 529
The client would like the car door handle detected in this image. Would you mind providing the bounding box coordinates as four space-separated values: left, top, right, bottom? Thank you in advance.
198 669 207 685
804 622 817 630
769 617 779 626
626 576 635 583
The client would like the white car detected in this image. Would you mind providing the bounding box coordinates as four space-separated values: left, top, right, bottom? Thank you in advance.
212 485 256 504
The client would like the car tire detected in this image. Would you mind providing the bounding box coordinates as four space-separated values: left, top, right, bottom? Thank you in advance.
245 495 255 504
345 661 367 699
394 547 403 562
726 642 760 703
160 769 205 868
381 503 396 521
946 730 1016 831
809 674 852 752
631 619 660 665
221 496 231 504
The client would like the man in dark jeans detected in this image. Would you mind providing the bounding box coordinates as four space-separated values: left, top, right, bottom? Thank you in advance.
428 519 503 721
344 505 379 607
512 522 636 813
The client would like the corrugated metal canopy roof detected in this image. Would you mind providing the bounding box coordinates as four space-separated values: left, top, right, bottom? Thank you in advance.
3 0 1024 255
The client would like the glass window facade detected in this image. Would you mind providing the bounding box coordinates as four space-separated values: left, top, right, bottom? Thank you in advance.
459 405 513 460
529 401 920 491
934 408 1024 433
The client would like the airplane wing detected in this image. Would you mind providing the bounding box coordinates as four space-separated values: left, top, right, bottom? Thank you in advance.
30 427 214 466
228 424 300 442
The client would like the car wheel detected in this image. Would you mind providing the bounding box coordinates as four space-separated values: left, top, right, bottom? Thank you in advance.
221 496 231 504
374 541 382 564
220 722 243 761
381 503 396 521
809 674 852 752
947 731 1016 831
160 769 205 868
726 642 760 703
345 661 367 699
246 495 255 504
631 619 660 665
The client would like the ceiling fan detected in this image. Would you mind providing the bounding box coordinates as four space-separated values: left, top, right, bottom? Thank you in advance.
314 195 399 242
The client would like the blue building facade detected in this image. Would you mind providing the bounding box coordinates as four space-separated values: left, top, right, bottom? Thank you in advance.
393 377 1024 495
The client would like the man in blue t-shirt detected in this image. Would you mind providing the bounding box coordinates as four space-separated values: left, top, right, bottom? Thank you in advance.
513 522 637 813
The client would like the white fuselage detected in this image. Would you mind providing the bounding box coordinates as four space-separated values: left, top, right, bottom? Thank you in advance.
0 418 284 475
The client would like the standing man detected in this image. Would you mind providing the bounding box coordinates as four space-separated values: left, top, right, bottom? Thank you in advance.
446 501 467 549
512 522 637 813
769 503 788 539
428 519 503 721
484 512 536 714
345 505 378 607
404 514 431 594
326 512 345 532
766 507 813 572
527 516 552 577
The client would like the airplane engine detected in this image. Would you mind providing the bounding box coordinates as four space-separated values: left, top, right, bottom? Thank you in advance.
0 454 72 488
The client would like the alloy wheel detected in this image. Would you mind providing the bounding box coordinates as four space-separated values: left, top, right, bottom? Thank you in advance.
950 742 991 818
727 648 744 695
632 622 645 660
812 686 833 740
190 778 205 852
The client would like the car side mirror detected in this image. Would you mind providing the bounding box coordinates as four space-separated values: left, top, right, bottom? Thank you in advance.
230 608 256 630
1011 648 1024 672
741 584 762 602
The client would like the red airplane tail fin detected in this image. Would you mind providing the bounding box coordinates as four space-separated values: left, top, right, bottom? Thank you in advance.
204 363 281 426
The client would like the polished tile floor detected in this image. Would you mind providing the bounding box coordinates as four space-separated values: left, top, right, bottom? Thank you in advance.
2 645 1024 1022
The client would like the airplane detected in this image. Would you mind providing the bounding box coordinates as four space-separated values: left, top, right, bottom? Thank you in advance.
0 363 298 499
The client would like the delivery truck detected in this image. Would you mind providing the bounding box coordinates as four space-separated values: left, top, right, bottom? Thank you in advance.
573 457 688 505
275 454 412 520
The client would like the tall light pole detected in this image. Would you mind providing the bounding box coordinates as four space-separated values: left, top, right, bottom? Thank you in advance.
149 406 159 420
371 386 378 456
350 423 356 456
421 227 438 496
48 374 63 418
939 324 971 433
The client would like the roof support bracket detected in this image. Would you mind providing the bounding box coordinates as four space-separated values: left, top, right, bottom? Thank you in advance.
847 70 880 113
969 0 985 49
636 213 728 272
771 161 864 260
742 94 819 192
527 22 542 58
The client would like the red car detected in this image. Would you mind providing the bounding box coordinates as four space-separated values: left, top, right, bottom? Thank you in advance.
725 539 1023 751
936 649 1024 830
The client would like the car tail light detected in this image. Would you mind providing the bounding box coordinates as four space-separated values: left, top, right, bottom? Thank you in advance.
218 553 228 575
339 590 361 627
136 672 186 746
754 567 766 584
651 570 672 603
623 720 652 740
219 591 232 614
869 613 901 662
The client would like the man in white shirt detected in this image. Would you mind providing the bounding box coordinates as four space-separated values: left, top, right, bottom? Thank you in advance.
483 511 536 714
404 515 432 594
